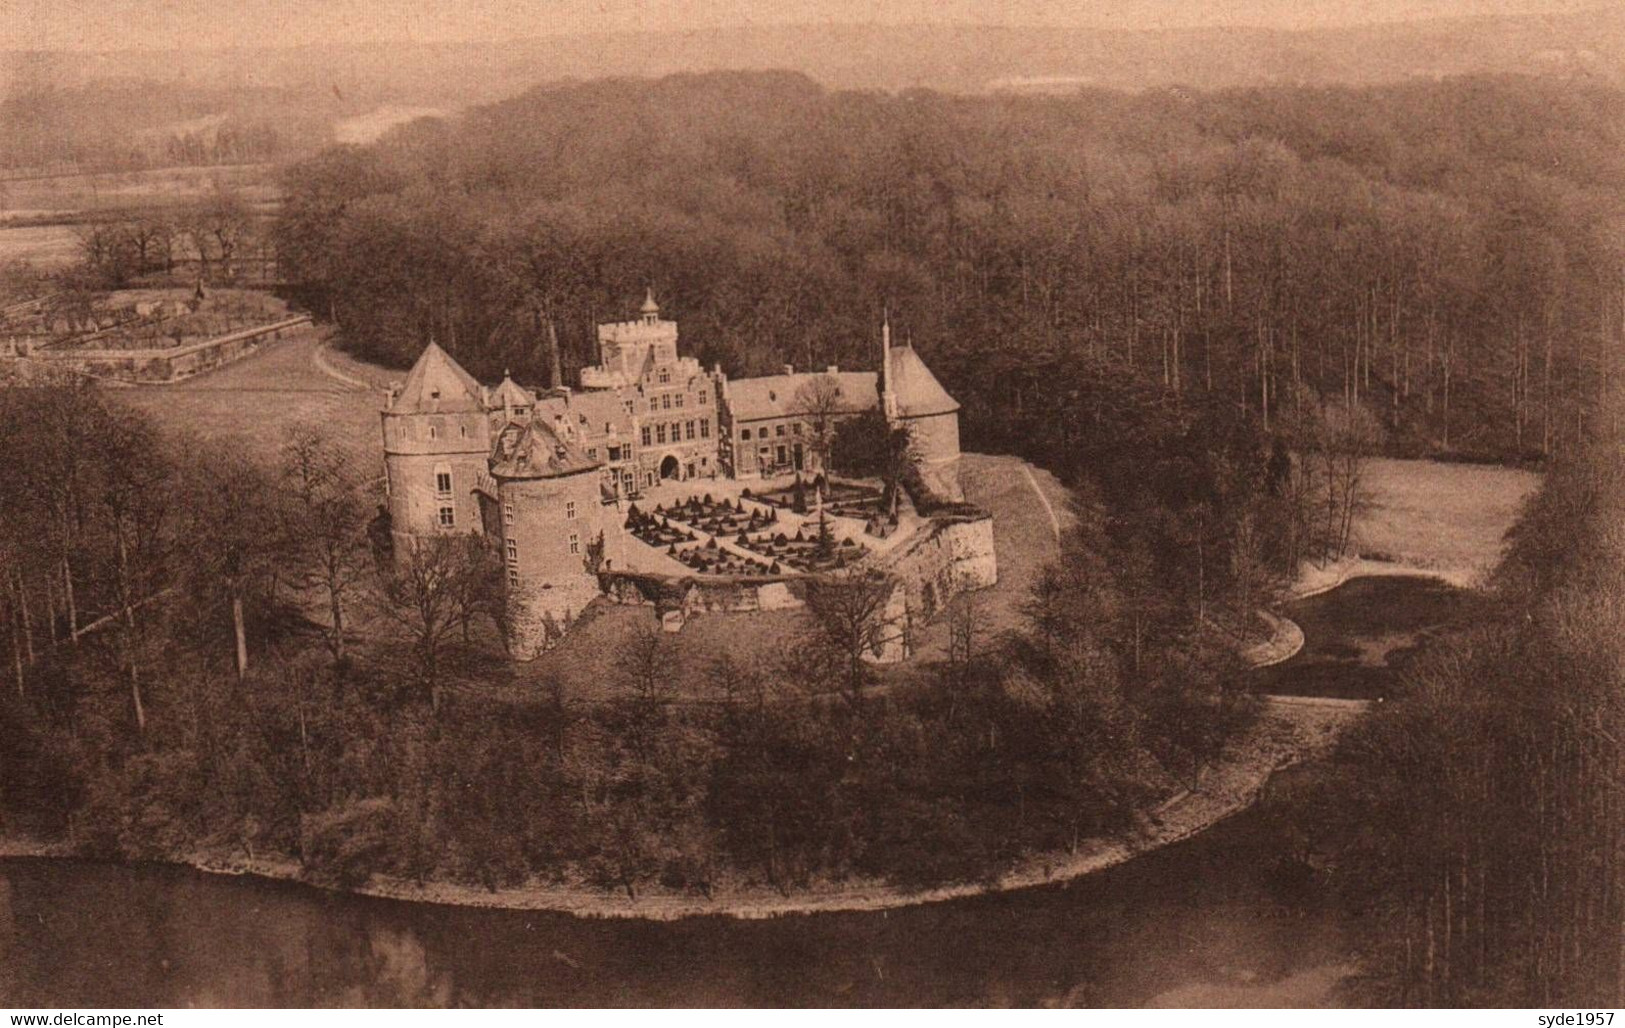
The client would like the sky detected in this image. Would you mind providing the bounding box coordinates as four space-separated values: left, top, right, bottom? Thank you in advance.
0 0 1604 52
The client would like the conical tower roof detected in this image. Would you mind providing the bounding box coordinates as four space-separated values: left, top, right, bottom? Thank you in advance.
489 418 601 480
886 344 960 418
392 341 485 414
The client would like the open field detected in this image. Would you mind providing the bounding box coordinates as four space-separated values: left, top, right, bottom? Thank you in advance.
116 326 384 474
1353 457 1541 582
0 163 283 270
0 163 279 218
0 223 81 267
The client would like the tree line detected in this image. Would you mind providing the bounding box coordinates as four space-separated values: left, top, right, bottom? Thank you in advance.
71 188 275 290
274 71 1624 464
1267 390 1625 1006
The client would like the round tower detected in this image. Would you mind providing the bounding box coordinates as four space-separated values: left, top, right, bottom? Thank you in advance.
380 342 493 552
490 419 609 659
882 330 964 503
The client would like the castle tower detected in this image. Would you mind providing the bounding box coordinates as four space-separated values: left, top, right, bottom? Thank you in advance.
380 342 493 552
885 338 963 503
490 418 609 659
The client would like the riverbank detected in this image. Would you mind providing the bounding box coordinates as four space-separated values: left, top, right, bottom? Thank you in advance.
0 699 1356 921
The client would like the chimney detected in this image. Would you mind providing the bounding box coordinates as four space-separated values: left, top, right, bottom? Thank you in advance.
826 365 839 374
782 363 795 376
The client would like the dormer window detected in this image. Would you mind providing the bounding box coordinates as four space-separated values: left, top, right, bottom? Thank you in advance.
658 368 670 385
430 389 441 400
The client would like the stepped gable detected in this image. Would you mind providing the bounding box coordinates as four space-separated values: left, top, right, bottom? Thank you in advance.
886 344 959 418
489 418 601 480
392 341 486 414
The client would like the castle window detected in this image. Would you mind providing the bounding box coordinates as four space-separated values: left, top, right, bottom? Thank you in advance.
624 400 634 414
699 391 707 405
508 569 520 587
428 425 439 440
641 426 652 446
675 394 684 408
656 424 667 444
793 422 803 435
661 394 671 410
608 445 621 461
671 422 681 441
568 533 580 555
700 420 710 439
503 502 514 525
658 368 670 385
566 501 577 520
459 425 468 439
776 424 786 437
434 466 452 497
739 428 750 441
758 427 769 440
685 420 695 440
438 506 455 528
505 538 518 563
587 448 597 460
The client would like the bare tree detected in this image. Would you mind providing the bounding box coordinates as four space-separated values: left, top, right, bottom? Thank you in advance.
802 569 902 709
279 427 370 662
376 533 499 711
181 446 283 679
791 374 845 472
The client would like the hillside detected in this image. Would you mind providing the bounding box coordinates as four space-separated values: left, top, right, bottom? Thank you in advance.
4 7 1620 106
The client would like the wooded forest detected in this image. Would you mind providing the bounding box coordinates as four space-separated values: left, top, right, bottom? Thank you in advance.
1269 389 1625 1006
277 71 1625 465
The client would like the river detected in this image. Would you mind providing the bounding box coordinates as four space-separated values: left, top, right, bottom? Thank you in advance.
0 575 1466 1008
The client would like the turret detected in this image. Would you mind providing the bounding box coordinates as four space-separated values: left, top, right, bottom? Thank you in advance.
489 419 608 659
880 313 898 421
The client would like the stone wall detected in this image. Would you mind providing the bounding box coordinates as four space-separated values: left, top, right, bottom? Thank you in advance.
5 316 311 384
877 510 997 622
595 505 998 662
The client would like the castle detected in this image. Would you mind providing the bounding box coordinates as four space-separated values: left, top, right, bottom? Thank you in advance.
381 293 989 659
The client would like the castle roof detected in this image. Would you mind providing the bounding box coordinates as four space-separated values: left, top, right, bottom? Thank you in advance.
724 346 959 422
725 370 878 422
488 374 535 410
886 344 960 418
392 341 485 414
640 288 661 315
489 418 601 480
535 388 634 437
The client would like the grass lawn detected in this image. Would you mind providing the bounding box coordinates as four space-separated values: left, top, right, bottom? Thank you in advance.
1355 457 1541 579
0 224 81 268
117 325 386 480
908 453 1073 660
